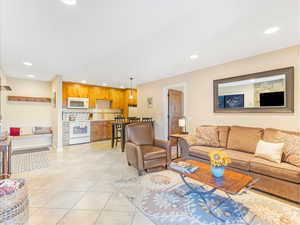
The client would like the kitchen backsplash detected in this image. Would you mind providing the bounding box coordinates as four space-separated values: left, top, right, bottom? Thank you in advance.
63 108 122 121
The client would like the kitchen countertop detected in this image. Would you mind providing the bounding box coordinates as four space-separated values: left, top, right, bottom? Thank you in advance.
63 119 114 123
90 119 113 122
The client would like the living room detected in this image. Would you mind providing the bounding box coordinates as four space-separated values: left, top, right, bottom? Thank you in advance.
0 1 299 225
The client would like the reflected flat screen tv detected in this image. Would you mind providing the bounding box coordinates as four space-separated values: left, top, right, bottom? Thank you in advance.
260 91 284 107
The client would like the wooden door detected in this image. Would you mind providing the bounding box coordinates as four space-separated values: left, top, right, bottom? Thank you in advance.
168 89 184 142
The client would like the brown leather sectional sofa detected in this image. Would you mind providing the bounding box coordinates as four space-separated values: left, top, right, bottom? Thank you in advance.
179 126 300 203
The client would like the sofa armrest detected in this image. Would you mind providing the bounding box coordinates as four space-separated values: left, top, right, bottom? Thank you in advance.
178 135 200 159
154 139 172 166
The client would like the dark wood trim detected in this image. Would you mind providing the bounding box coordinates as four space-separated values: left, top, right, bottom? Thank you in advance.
213 67 294 113
7 96 51 103
128 104 137 107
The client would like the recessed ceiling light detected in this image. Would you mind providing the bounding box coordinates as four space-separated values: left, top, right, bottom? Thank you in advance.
23 61 32 66
81 80 86 84
264 26 280 34
190 54 199 60
61 0 77 5
120 85 125 89
27 74 35 78
102 83 107 86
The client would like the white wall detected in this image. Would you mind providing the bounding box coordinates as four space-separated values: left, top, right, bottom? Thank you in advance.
0 68 6 134
2 77 52 133
137 46 300 139
51 75 63 151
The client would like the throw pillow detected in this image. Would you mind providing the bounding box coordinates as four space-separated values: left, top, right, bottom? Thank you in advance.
255 140 284 163
275 131 300 167
195 126 220 147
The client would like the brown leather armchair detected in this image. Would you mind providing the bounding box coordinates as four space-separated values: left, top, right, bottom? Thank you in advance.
125 122 171 176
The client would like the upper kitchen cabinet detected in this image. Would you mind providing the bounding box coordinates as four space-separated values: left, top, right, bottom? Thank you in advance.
109 88 125 109
62 82 137 113
62 82 89 107
89 86 110 108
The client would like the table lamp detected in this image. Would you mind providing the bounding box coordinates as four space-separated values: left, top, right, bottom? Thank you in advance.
178 117 188 134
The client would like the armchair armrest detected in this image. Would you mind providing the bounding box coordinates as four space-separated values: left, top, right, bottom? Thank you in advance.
154 139 171 150
125 142 144 174
154 139 171 166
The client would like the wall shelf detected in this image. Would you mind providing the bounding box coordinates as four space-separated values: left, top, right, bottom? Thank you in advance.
7 96 51 103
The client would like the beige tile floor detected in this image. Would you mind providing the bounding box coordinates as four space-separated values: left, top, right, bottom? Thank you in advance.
12 141 155 225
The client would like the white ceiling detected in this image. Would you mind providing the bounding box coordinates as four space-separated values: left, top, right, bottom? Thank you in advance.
0 0 299 88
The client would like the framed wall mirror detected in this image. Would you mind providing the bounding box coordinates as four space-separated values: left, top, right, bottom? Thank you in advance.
214 67 294 113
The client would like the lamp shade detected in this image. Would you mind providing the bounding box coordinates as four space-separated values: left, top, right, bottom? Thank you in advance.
178 118 186 127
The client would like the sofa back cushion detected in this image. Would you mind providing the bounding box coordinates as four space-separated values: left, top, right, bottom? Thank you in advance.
217 126 230 148
126 122 154 145
201 125 230 148
195 126 220 147
227 126 263 153
263 128 300 167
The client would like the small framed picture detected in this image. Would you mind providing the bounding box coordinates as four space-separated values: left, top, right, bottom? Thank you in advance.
147 97 153 108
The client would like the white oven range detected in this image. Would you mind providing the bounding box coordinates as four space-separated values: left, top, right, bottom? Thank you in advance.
69 121 90 145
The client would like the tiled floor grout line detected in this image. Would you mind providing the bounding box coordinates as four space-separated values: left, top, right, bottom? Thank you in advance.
54 189 90 225
92 192 115 225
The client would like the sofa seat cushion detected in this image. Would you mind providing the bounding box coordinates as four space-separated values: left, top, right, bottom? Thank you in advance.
250 157 300 183
189 146 224 160
227 126 263 154
141 145 166 161
224 150 254 171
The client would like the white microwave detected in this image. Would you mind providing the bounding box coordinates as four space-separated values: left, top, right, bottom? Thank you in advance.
67 97 89 109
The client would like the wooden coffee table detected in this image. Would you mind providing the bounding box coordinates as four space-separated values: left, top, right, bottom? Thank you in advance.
170 160 258 224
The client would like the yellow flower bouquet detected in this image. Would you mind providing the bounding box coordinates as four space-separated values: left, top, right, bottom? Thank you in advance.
209 150 231 177
209 150 231 167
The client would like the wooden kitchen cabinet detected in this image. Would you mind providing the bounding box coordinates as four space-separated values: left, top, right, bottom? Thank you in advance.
62 82 137 117
62 82 90 107
91 121 112 142
89 86 110 108
109 89 124 109
105 121 112 139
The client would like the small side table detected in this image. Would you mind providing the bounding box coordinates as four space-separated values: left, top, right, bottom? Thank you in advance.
169 133 189 159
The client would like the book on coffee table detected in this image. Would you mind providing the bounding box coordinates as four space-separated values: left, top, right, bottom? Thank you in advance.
169 161 199 174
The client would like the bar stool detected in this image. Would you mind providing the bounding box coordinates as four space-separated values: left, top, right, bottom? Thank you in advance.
114 117 125 147
142 117 152 122
128 117 140 123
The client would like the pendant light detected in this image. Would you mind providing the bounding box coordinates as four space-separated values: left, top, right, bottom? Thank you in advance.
129 76 134 99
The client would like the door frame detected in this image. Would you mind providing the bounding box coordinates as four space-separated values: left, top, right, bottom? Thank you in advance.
163 82 187 140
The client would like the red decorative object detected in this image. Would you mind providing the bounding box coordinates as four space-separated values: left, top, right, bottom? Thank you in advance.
10 127 20 136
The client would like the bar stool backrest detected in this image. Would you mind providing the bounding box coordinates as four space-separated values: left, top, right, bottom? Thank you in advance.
115 116 125 122
128 117 140 123
142 117 152 122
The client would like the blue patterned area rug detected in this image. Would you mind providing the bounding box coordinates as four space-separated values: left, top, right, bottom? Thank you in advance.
114 170 299 225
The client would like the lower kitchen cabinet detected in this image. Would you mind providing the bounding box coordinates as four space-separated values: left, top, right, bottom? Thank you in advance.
91 121 112 142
